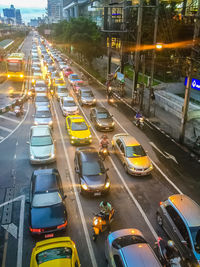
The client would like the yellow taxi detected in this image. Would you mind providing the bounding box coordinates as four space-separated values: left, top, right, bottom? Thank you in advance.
112 133 153 176
66 115 92 145
53 78 65 87
30 237 80 267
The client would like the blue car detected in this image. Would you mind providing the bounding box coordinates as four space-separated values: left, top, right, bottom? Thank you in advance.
68 74 80 85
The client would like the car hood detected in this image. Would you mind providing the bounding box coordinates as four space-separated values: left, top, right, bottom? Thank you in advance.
127 156 151 169
71 129 91 138
31 204 66 229
58 93 68 98
121 244 161 267
63 106 78 112
82 96 95 102
96 118 113 126
30 145 54 158
34 117 51 124
82 174 106 187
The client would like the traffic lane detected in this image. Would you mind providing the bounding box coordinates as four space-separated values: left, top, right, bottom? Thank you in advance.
89 86 200 203
0 80 23 108
52 100 160 267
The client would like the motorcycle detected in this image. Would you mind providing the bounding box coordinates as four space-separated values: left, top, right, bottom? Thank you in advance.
99 144 109 161
134 117 144 129
107 95 115 106
92 208 115 241
14 106 24 117
155 237 182 267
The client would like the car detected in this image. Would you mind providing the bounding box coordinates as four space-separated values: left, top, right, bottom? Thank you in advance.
35 95 50 108
30 237 80 267
90 106 115 131
65 115 92 145
74 147 110 196
47 65 56 75
72 81 86 94
28 125 55 164
28 169 67 237
32 71 43 86
32 62 41 72
55 85 69 101
53 78 65 88
63 67 73 77
78 88 96 106
60 96 79 117
157 194 200 266
105 228 161 267
112 133 153 176
34 80 47 93
59 62 67 70
34 106 53 128
68 74 80 85
51 71 60 80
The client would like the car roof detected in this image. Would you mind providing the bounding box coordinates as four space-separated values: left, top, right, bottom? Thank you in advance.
33 172 58 193
78 148 99 162
114 133 140 146
36 106 50 112
31 126 51 136
80 88 92 92
168 194 200 227
63 96 74 101
68 115 85 122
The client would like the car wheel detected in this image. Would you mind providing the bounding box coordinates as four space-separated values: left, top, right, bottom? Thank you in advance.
156 212 163 227
124 164 129 174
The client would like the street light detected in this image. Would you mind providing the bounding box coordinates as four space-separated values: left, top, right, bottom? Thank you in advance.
155 43 163 50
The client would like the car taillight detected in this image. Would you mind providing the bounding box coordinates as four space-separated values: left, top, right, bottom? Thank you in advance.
29 227 41 233
57 220 67 229
159 201 163 206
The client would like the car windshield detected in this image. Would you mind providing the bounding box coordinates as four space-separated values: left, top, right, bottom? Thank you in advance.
31 136 52 146
58 87 67 93
82 161 104 176
66 68 72 72
55 79 64 84
97 112 109 119
63 100 76 107
190 226 200 254
126 145 146 158
35 96 48 102
71 122 88 131
36 247 72 264
112 235 147 249
71 75 78 79
35 111 51 118
32 191 62 208
35 83 46 88
82 92 93 97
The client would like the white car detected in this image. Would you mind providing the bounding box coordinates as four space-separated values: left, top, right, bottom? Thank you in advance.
60 96 79 116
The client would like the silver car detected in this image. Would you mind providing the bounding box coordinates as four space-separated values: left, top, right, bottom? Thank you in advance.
34 106 53 128
78 88 96 106
56 85 69 101
105 228 161 267
28 125 56 164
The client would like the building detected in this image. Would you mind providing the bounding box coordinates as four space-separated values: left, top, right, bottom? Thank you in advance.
3 5 22 25
48 0 63 23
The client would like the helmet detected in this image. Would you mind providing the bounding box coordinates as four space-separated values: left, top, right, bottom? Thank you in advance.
102 201 107 206
101 134 107 140
167 240 175 248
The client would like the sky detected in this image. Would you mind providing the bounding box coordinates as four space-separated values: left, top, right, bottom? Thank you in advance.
0 0 47 23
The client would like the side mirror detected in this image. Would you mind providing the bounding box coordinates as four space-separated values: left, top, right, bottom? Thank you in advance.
63 195 67 199
181 240 187 246
26 141 30 144
105 168 109 172
75 168 80 174
26 200 30 204
32 114 35 117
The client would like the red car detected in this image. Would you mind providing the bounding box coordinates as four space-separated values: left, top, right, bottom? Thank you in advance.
63 67 73 77
72 80 86 94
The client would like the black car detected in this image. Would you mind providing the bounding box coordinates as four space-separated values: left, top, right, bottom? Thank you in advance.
90 107 115 131
28 169 67 237
74 147 110 196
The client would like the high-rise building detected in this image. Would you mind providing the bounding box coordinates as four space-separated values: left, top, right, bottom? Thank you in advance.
48 0 63 23
3 5 22 25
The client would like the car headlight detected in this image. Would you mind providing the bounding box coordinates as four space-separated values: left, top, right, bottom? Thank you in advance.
111 122 115 126
94 218 98 225
71 136 78 139
32 79 35 83
105 181 110 189
81 183 88 190
34 121 38 125
30 154 35 160
98 122 102 126
82 99 87 103
149 164 153 170
48 121 53 125
89 135 92 138
93 99 96 102
51 153 55 159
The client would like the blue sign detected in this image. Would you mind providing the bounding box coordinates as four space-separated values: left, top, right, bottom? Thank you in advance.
184 77 200 91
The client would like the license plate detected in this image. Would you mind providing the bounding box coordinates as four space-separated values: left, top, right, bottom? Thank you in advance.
105 127 109 130
80 141 85 144
45 233 54 238
94 192 101 196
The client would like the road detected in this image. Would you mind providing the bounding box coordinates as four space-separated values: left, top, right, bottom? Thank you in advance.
0 34 199 267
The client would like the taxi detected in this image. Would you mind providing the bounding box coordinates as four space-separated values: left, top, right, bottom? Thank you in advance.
53 77 65 88
30 237 80 267
66 115 92 145
112 133 153 176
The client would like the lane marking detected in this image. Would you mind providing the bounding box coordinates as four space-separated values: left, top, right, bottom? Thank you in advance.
2 223 18 239
0 136 4 140
0 126 12 133
0 102 30 145
14 154 16 159
77 100 158 240
2 232 8 267
0 115 19 124
52 101 98 267
149 142 178 164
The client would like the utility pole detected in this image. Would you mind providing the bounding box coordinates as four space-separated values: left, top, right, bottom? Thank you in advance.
179 0 200 143
132 0 143 100
140 54 145 110
147 0 159 116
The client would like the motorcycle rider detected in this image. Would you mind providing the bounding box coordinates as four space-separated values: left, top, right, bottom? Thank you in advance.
99 134 109 149
163 240 180 266
135 111 143 127
99 201 112 223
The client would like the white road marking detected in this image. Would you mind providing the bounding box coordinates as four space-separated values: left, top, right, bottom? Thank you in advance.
14 154 16 159
52 101 98 267
0 115 19 124
0 126 12 133
0 195 25 267
2 223 18 239
2 232 8 267
0 136 4 140
16 141 18 146
0 102 30 145
77 101 159 240
149 141 178 164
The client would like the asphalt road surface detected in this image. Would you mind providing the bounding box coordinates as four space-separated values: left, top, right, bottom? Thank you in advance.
0 34 199 267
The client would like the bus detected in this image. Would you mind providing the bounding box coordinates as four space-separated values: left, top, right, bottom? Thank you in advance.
6 53 25 81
